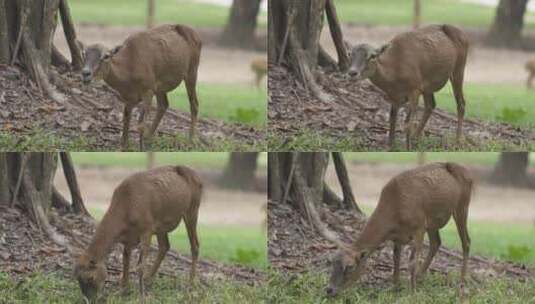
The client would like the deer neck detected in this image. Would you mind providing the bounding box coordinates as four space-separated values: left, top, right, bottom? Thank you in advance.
352 209 394 253
85 213 122 263
369 60 395 93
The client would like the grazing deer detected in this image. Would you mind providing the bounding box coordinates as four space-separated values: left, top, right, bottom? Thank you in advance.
348 25 469 150
326 162 472 296
251 58 267 89
74 166 202 303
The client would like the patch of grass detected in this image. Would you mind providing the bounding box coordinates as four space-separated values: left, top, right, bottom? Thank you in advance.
436 83 535 128
0 130 265 152
169 83 267 127
89 208 267 269
69 0 267 28
335 0 535 29
267 129 535 152
267 270 535 304
0 272 265 304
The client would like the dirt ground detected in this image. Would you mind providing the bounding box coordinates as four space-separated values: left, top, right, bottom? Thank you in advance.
321 24 535 85
54 167 266 227
54 24 267 86
324 162 535 224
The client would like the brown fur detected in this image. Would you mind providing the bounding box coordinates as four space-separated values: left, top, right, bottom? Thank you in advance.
250 58 267 88
327 162 472 296
525 59 535 88
82 24 202 150
74 166 202 302
349 24 469 150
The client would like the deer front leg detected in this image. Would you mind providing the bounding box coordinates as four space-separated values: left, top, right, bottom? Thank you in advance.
405 92 420 151
138 93 153 151
409 230 425 292
121 105 133 151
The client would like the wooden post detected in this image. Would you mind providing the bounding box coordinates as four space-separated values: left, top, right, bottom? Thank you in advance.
413 0 421 29
147 0 155 29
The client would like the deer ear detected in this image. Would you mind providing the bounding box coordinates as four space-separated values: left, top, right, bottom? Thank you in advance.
371 43 389 59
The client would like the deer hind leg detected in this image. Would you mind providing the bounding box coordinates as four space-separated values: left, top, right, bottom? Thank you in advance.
453 208 471 286
414 93 436 140
137 233 152 299
185 62 200 143
146 233 171 282
409 230 425 292
146 93 169 140
450 74 466 144
418 229 441 278
121 105 133 151
392 242 402 288
184 212 200 284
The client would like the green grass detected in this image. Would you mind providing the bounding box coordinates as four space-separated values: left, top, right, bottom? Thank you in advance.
267 270 535 303
267 129 535 152
335 0 535 29
436 83 535 128
169 83 267 127
69 0 267 28
0 130 265 152
344 152 535 167
0 272 265 304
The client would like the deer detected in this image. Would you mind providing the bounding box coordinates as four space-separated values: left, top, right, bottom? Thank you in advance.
326 162 473 297
73 166 202 303
348 25 469 150
81 24 202 151
525 59 535 89
250 58 267 89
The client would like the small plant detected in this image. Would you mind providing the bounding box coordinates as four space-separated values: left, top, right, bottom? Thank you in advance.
231 248 261 266
229 108 261 125
496 107 527 124
503 245 531 262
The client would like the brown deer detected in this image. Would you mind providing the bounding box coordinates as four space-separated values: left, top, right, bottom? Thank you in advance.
348 25 469 150
326 162 472 296
525 59 535 89
81 24 202 151
73 166 202 303
250 58 267 88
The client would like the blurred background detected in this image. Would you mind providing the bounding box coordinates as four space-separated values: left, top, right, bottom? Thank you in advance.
320 0 535 128
325 152 535 265
54 152 267 269
54 0 267 127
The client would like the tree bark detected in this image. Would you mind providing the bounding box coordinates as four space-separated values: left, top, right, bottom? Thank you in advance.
2 152 90 245
325 0 350 71
219 152 259 190
2 0 84 98
332 152 362 213
220 0 262 49
487 0 529 48
59 152 88 215
490 152 533 187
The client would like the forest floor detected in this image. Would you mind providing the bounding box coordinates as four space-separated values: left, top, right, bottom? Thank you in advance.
267 197 535 303
268 25 535 151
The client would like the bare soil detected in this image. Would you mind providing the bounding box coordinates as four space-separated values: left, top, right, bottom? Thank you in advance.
268 200 533 287
54 167 267 227
325 163 535 224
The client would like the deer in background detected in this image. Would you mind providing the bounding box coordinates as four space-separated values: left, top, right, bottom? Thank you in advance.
326 162 473 296
74 166 202 303
525 59 535 89
251 58 267 89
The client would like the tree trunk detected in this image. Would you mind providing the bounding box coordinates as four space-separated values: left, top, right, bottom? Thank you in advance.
268 152 362 247
490 152 533 187
1 152 89 245
413 0 421 29
269 0 349 102
487 0 529 48
220 0 262 49
219 152 259 190
1 0 83 98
